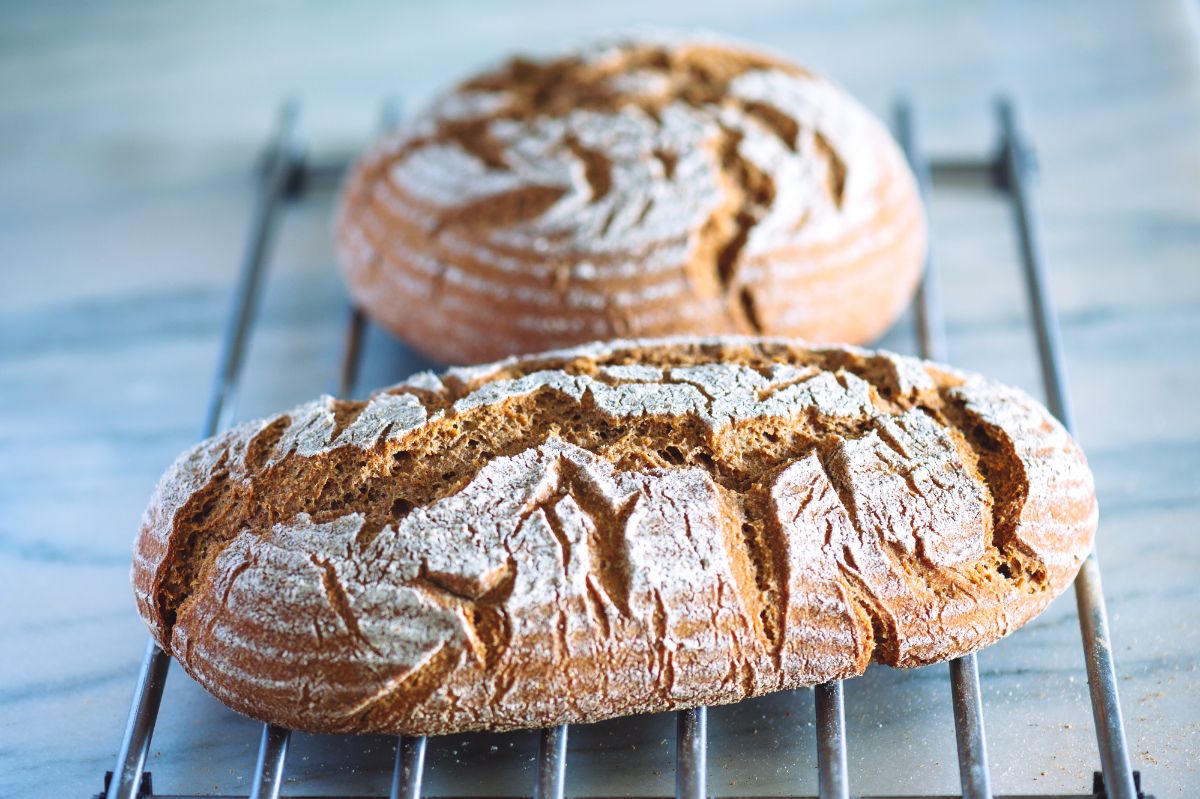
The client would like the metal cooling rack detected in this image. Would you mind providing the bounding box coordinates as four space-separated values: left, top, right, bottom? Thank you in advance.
97 97 1151 799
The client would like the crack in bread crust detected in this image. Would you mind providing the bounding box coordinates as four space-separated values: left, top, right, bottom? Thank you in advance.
132 337 1096 735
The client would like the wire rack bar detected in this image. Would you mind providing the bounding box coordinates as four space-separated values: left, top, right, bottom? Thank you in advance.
893 102 949 364
249 725 292 799
109 793 1132 799
894 99 995 799
814 682 849 799
926 160 1003 190
535 724 570 799
103 101 300 799
389 737 428 799
995 99 1138 799
204 101 301 436
104 639 172 799
339 305 367 397
674 707 707 799
947 656 992 799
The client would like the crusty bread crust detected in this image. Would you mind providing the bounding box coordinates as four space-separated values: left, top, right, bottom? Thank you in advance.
335 38 926 364
132 337 1095 735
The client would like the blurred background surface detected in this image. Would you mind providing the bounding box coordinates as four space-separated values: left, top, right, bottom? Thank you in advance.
2 1 1199 796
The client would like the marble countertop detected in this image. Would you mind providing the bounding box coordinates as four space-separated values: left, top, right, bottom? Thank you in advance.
2 1 1198 796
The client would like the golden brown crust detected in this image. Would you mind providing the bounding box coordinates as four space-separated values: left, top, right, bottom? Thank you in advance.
335 37 926 364
131 337 1095 735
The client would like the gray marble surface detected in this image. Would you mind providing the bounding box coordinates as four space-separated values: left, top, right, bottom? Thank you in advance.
2 1 1199 797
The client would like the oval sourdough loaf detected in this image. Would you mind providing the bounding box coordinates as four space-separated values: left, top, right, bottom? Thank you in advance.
133 337 1095 735
336 36 926 364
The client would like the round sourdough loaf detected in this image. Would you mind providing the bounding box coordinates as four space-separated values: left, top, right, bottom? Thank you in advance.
336 37 927 364
133 338 1095 735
